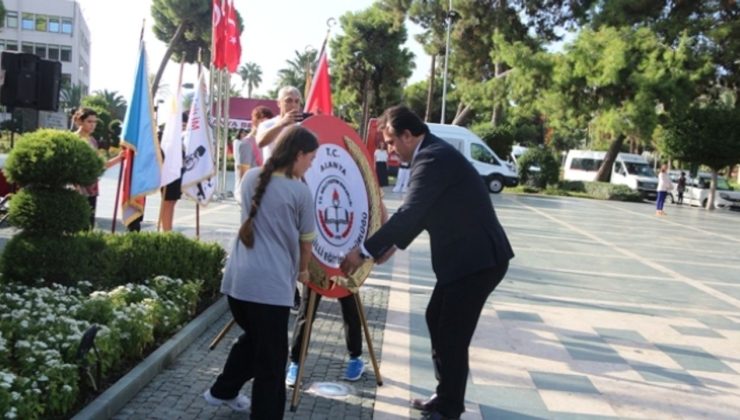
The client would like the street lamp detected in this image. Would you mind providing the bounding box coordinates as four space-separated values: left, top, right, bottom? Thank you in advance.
440 1 458 124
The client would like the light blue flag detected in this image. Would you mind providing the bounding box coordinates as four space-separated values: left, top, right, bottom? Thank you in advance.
121 43 162 198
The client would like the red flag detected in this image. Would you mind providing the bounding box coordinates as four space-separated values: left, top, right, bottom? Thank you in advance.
212 0 226 68
120 149 146 227
305 49 332 115
224 0 241 73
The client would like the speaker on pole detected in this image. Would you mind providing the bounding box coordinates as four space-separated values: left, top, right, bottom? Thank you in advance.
1 52 39 109
36 60 62 111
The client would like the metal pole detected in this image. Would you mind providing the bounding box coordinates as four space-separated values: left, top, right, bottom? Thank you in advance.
214 70 223 198
222 74 231 197
440 0 452 124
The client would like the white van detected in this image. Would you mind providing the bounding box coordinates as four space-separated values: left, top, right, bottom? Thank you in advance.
563 150 658 199
427 123 519 193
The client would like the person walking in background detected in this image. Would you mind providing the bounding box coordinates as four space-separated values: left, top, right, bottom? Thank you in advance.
676 171 687 205
393 160 410 193
232 128 249 199
203 126 318 418
374 141 389 187
656 164 672 216
73 107 123 229
341 106 514 420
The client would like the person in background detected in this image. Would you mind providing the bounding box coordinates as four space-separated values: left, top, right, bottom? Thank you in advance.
656 164 672 216
160 112 188 231
341 105 514 420
256 86 303 161
393 160 410 193
204 126 318 418
676 171 687 205
374 141 389 187
73 107 123 229
234 106 274 204
232 129 249 199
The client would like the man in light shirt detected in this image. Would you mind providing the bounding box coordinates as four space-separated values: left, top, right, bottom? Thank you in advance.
256 86 304 161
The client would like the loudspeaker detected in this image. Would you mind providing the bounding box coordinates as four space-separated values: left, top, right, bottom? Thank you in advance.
36 60 62 111
1 52 39 108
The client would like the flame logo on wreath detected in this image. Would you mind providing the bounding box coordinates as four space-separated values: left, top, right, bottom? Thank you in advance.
318 188 354 240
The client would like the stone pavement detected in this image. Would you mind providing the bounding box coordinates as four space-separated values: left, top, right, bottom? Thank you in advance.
111 188 740 419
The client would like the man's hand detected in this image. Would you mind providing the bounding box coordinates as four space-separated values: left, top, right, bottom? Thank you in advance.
280 109 301 127
340 248 364 276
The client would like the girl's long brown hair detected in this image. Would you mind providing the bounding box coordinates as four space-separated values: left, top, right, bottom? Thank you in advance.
239 125 318 248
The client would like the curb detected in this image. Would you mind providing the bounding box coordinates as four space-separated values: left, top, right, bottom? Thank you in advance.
72 296 229 420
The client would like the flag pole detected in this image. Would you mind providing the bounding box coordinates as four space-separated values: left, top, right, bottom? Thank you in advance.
196 49 203 240
214 69 224 198
222 73 231 197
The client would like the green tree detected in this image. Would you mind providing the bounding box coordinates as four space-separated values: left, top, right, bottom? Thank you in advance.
90 89 127 121
150 0 243 97
60 83 83 112
0 2 5 27
275 50 317 94
661 105 740 209
238 62 262 98
407 0 448 121
331 5 414 132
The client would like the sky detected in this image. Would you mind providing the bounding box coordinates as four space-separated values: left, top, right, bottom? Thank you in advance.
76 0 430 102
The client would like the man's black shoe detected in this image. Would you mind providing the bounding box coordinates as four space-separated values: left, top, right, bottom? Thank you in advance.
421 410 459 420
411 394 438 412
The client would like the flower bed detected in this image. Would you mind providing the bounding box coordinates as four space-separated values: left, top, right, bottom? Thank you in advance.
0 276 203 419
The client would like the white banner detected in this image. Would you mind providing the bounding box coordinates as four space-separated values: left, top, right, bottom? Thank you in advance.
159 92 183 187
182 73 216 205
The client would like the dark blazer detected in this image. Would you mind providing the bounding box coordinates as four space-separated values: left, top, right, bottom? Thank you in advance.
364 132 514 285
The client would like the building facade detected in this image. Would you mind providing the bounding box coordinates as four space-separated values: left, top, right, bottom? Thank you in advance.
0 0 91 95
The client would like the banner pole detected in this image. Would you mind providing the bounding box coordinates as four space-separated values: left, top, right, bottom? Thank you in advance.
111 157 124 233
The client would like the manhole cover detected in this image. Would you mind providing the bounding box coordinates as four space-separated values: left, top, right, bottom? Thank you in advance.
305 382 355 399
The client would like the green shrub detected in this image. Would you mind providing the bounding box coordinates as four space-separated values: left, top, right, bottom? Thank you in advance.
557 180 586 192
471 123 515 160
8 187 91 234
517 147 560 189
583 182 642 201
3 129 104 187
0 231 225 293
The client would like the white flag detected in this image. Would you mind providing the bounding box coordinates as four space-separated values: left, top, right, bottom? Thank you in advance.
182 73 216 205
159 91 183 187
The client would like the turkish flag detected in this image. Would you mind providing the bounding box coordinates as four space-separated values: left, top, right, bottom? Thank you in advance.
305 49 332 115
223 0 241 73
212 0 226 68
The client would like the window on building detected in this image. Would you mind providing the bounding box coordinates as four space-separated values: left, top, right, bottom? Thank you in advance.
35 45 47 59
62 19 73 34
35 15 48 32
21 43 34 54
22 13 34 30
48 45 60 61
5 41 18 51
61 73 72 87
48 17 60 32
7 12 18 28
60 47 72 62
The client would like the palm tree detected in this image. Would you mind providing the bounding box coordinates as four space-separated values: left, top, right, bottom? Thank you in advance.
276 50 318 92
94 89 127 120
238 62 262 98
60 83 83 112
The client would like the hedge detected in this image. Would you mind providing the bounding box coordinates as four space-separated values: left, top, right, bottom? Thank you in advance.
0 231 226 294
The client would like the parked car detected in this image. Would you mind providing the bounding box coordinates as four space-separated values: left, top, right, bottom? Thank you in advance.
563 150 658 199
427 123 519 193
669 173 740 210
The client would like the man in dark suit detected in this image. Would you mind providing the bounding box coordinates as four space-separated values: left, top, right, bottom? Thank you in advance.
341 105 514 420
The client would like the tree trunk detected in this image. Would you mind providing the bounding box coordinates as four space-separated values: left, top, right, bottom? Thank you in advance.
490 61 505 126
151 22 186 99
424 54 436 122
248 85 253 98
707 170 718 210
452 103 473 125
595 135 625 182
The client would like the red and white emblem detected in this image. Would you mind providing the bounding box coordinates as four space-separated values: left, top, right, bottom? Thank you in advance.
305 144 369 268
